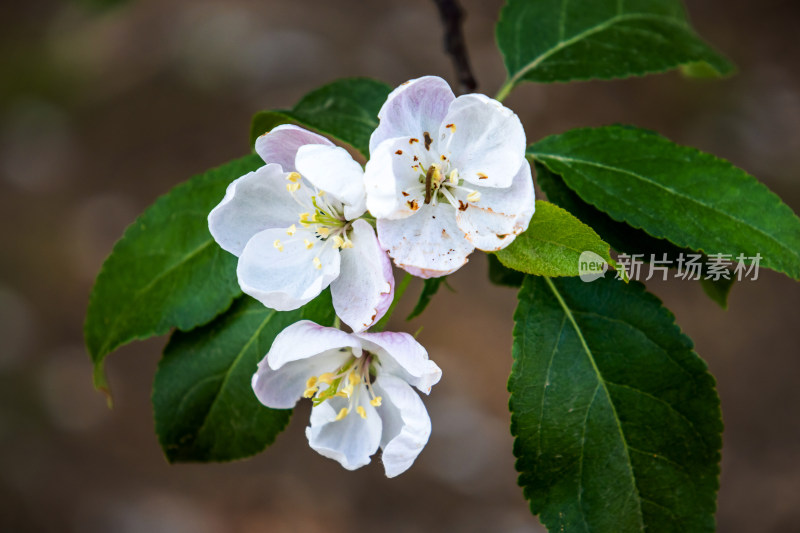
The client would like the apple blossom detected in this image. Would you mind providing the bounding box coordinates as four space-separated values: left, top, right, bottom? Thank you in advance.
252 320 441 476
208 125 393 332
364 76 535 278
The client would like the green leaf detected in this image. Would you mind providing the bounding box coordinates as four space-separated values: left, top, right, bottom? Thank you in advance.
85 155 262 395
699 277 734 310
530 125 800 279
511 275 721 532
250 78 392 157
495 0 733 97
496 200 613 277
407 278 447 321
538 164 737 307
153 291 335 463
488 253 526 288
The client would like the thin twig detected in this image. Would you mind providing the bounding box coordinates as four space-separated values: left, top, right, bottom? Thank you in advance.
432 0 477 94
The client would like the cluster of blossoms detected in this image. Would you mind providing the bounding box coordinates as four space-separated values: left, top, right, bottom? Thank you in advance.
209 76 534 476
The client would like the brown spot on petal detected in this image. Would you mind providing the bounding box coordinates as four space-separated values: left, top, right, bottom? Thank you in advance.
477 173 488 180
441 229 450 238
402 191 410 197
496 234 509 239
395 149 403 155
423 132 433 150
409 138 419 144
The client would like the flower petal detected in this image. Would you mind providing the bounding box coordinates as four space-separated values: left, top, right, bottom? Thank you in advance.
255 124 333 172
305 390 382 470
369 76 455 156
208 163 302 256
439 93 526 188
364 137 430 220
455 160 535 251
376 204 474 278
355 330 441 394
237 228 340 311
295 144 367 219
263 320 361 370
252 348 351 409
373 374 432 478
330 219 394 332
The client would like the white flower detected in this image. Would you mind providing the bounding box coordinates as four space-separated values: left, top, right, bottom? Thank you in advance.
363 76 535 278
209 125 394 332
252 320 441 477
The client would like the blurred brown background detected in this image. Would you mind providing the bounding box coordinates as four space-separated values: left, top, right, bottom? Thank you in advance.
1 0 799 531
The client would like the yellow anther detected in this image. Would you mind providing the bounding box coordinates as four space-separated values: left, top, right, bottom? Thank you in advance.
286 224 297 236
357 406 367 419
299 212 311 223
446 123 457 133
273 239 284 252
304 239 314 250
286 172 301 183
449 169 459 184
319 190 326 196
467 191 481 203
286 183 301 193
335 408 349 421
341 239 354 249
332 235 345 249
341 383 354 398
303 387 317 398
370 396 382 407
306 376 318 389
313 257 322 270
348 372 360 386
317 227 331 238
317 373 335 385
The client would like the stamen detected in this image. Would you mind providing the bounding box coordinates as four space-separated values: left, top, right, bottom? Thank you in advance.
304 239 314 249
286 183 301 193
370 396 382 407
273 239 284 252
286 224 297 236
303 387 317 398
332 235 345 249
317 373 335 385
449 169 459 184
286 172 301 183
318 227 331 238
335 408 349 421
467 191 481 203
313 257 322 269
306 376 318 388
356 406 367 419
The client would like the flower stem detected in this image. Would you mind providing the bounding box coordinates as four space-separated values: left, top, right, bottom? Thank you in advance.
373 273 413 331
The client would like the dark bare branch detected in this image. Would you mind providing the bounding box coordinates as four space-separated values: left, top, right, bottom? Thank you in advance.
432 0 477 94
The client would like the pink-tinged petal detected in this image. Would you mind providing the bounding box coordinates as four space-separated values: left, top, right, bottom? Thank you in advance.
376 204 474 278
355 330 441 394
262 320 361 370
305 390 382 470
255 124 334 172
456 160 535 251
237 228 340 311
295 144 366 219
252 348 351 409
439 93 526 188
330 219 394 332
208 164 302 256
369 76 455 156
373 375 432 478
364 137 430 220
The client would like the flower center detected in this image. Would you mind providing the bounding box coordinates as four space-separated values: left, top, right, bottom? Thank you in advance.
272 172 356 268
302 350 382 421
417 161 481 210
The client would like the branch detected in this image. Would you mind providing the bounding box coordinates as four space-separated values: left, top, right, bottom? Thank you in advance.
432 0 477 94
